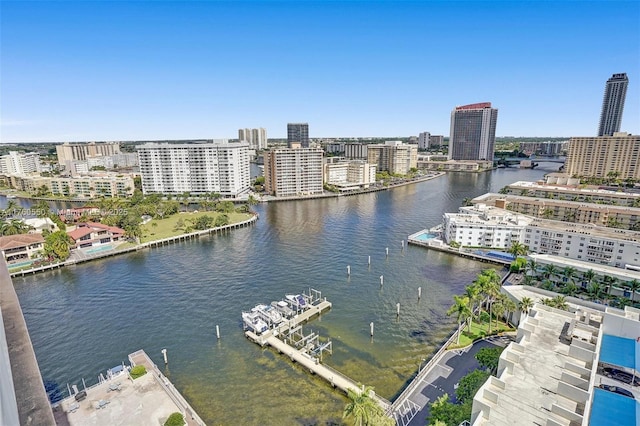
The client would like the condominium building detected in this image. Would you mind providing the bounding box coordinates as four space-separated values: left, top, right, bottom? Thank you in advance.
137 141 250 197
502 181 640 207
344 143 368 160
448 102 498 161
287 123 309 148
56 142 121 168
472 290 639 426
473 193 640 231
598 73 628 136
367 141 418 175
2 174 135 198
324 160 376 191
0 151 42 175
264 147 323 197
565 133 640 180
418 132 430 150
417 157 493 172
238 128 267 150
519 141 568 156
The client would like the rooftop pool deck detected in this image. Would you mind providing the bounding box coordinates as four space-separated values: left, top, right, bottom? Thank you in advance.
600 334 638 370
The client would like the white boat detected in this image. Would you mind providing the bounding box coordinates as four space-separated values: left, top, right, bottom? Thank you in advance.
5 195 16 199
285 294 308 312
242 311 269 334
252 304 283 325
271 300 295 319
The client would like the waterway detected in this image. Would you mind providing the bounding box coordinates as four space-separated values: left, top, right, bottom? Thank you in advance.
10 165 554 425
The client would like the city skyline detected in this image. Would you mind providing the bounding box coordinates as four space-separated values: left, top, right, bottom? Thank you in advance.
1 1 639 143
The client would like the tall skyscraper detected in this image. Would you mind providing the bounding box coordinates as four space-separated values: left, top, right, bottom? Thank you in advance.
238 128 267 150
598 73 628 136
287 123 309 148
448 102 498 161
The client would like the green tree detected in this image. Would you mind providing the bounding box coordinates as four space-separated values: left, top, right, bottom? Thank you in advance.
0 219 32 236
164 412 184 426
507 242 527 257
518 296 533 318
475 347 504 374
343 386 385 426
44 230 73 261
214 214 229 227
193 215 214 230
627 279 640 304
447 296 472 345
455 369 490 402
427 394 468 426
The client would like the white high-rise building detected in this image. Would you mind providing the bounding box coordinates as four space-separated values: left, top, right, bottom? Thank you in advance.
238 128 267 150
0 151 42 175
137 141 250 197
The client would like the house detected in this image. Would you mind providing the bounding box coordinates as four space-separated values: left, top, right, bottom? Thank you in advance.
23 217 58 234
58 207 101 223
67 222 125 249
0 234 45 264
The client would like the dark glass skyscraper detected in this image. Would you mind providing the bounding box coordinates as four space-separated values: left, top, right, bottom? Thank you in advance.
287 123 309 148
448 102 498 161
598 73 628 136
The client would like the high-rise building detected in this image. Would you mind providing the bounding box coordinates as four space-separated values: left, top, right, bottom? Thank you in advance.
263 147 323 197
598 73 628 136
565 133 640 180
448 102 498 161
287 123 309 148
0 151 42 175
137 141 250 197
238 128 267 150
367 141 418 175
418 132 430 150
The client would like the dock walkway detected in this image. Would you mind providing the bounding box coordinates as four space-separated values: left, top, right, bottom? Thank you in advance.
245 299 392 412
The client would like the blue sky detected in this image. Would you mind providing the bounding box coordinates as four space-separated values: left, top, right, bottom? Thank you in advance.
1 1 639 142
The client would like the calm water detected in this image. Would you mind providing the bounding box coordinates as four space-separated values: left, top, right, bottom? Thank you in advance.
11 165 553 425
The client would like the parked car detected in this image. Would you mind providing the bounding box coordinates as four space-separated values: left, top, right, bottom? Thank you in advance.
603 367 638 386
599 384 634 398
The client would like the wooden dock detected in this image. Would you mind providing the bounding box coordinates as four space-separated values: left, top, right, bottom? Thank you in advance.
245 299 392 412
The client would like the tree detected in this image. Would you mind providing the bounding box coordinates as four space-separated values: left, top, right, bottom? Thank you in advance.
164 412 185 426
0 219 32 236
455 369 490 402
507 242 527 257
427 394 467 426
525 259 538 278
541 264 558 281
214 214 229 227
602 275 618 297
44 230 73 261
627 279 640 304
551 295 568 311
343 386 385 426
463 285 479 332
475 347 504 374
447 296 472 345
582 269 596 289
518 297 533 318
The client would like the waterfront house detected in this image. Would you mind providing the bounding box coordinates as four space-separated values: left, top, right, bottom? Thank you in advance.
0 233 45 264
67 222 125 249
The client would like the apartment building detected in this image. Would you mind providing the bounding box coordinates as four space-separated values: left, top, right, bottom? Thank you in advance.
0 152 42 175
137 141 250 197
503 181 640 207
324 160 376 191
367 141 417 175
565 133 640 180
344 143 368 160
3 174 135 198
238 128 267 150
264 147 323 197
472 193 640 231
449 102 498 161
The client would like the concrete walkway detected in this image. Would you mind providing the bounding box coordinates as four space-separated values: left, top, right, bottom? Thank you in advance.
392 334 514 426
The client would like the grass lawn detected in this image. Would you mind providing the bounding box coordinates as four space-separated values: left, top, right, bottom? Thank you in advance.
139 211 253 243
448 319 514 349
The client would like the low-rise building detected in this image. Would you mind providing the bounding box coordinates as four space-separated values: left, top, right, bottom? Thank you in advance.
0 234 45 264
502 181 640 207
418 158 493 172
323 160 376 191
67 222 125 249
472 193 640 231
2 174 135 199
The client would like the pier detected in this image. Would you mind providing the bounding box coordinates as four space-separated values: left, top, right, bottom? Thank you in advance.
245 297 392 412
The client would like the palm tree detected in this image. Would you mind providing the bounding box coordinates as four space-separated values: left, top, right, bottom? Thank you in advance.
503 299 517 325
525 259 538 278
582 269 596 290
542 264 558 282
463 285 479 331
626 279 640 304
447 296 472 344
0 219 32 236
507 241 528 257
561 266 577 288
587 282 603 303
551 295 568 311
602 275 618 297
519 297 533 318
343 385 382 426
492 297 506 330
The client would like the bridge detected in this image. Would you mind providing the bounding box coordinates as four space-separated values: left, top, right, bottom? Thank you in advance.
494 156 566 165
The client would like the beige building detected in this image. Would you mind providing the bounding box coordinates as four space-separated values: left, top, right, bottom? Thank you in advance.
367 141 417 175
264 147 323 197
565 133 640 179
323 160 376 191
503 181 640 207
56 142 121 170
3 174 135 199
473 193 640 231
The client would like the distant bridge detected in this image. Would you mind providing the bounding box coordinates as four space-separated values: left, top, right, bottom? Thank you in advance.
494 156 566 164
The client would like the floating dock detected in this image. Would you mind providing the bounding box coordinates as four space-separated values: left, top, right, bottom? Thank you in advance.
245 296 392 412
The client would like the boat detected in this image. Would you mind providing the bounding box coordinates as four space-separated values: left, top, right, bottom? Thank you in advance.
252 304 283 326
6 195 16 199
285 294 308 312
241 311 269 334
271 300 295 319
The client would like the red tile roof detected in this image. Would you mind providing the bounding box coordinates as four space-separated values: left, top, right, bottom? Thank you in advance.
0 234 45 250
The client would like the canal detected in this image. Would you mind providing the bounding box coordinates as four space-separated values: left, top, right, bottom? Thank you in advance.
10 165 554 425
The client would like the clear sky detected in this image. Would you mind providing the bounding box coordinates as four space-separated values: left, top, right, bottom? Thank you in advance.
1 1 639 142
